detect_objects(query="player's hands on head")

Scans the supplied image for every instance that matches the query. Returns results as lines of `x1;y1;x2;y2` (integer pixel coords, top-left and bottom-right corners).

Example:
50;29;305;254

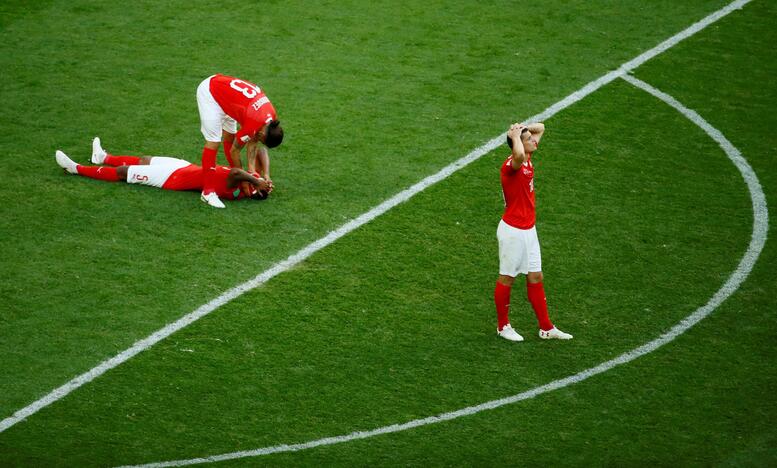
508;122;526;139
251;189;269;200
240;181;256;198
248;173;272;200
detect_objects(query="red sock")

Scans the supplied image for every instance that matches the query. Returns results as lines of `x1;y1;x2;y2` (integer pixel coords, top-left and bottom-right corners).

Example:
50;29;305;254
104;155;141;166
76;165;119;181
201;147;218;194
494;281;511;331
223;140;237;167
527;281;554;331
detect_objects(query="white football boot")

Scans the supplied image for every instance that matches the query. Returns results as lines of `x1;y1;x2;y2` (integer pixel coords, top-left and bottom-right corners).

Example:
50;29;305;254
201;191;226;209
497;324;524;342
91;137;107;164
539;327;573;340
55;150;79;174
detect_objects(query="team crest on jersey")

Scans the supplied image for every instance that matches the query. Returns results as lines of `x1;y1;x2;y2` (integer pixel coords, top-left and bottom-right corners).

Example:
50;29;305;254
522;166;533;176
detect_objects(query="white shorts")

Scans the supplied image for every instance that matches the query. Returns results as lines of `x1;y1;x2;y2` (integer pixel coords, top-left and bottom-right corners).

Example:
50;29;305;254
497;219;542;277
196;75;237;142
126;157;190;188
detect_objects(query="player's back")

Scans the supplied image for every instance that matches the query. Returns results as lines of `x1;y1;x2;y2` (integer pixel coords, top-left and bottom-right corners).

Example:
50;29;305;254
209;74;276;128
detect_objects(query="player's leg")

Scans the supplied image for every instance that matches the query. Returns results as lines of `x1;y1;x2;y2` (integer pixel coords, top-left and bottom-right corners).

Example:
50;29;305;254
91;137;107;164
524;227;553;331
56;150;120;181
526;271;554;332
495;273;514;330
222;128;238;167
104;154;145;166
116;166;129;181
525;229;572;340
196;76;226;208
91;137;145;166
495;220;525;342
199;142;225;207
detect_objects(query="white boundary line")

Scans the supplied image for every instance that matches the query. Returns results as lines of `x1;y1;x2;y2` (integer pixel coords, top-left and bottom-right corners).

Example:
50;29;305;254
0;0;753;436
122;60;769;468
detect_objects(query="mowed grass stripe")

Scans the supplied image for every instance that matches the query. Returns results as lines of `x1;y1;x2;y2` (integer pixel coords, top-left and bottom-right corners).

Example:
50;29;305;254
117;70;769;468
0;0;752;436
0;0;739;418
0;45;759;468
228;3;777;466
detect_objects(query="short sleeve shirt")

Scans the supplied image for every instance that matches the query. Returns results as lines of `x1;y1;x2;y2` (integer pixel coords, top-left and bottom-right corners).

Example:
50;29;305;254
500;152;535;229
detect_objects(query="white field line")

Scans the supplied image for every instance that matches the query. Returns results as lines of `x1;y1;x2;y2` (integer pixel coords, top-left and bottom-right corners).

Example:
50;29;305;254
121;60;770;468
0;0;753;435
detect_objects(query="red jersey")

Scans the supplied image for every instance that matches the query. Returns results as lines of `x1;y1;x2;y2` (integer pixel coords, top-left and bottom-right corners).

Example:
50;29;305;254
209;74;277;145
500;152;535;229
163;165;244;200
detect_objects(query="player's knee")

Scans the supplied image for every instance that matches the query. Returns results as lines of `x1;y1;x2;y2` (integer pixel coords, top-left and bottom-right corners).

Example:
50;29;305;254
497;275;515;286
116;166;129;181
139;157;153;165
527;271;543;283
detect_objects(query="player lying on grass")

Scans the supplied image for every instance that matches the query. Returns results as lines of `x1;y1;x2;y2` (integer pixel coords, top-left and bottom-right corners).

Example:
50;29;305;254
55;137;273;202
494;122;573;342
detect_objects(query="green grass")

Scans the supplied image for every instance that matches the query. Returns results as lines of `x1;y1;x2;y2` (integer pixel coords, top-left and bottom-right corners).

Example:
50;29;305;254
1;0;775;466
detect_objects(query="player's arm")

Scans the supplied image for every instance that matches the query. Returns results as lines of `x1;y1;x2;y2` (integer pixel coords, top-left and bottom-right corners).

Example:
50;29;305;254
227;168;271;192
231;124;259;169
527;122;545;145
256;145;270;181
228;143;243;169
507;123;527;169
242;141;274;194
245;141;269;178
246;141;258;173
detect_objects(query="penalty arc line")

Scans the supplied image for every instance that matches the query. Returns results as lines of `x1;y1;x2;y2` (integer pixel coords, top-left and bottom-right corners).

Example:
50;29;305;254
123;55;770;468
0;0;754;435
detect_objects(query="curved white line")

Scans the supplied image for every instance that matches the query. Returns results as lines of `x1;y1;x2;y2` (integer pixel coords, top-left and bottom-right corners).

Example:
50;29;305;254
0;0;753;436
122;44;769;468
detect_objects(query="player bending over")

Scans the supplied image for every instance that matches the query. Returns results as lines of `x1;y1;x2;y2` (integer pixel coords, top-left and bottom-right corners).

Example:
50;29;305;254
495;122;573;342
197;74;284;209
55;137;272;202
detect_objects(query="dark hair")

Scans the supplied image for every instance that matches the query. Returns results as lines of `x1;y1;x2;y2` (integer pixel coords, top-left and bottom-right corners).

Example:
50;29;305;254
264;120;284;148
506;128;530;150
251;189;269;200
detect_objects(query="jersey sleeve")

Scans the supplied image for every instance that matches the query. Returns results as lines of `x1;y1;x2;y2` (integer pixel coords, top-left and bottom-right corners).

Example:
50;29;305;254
501;157;517;174
236;121;261;145
235;101;277;145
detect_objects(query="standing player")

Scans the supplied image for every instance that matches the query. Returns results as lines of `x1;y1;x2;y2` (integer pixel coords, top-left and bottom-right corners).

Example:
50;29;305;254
494;122;573;342
197;73;284;208
55;138;272;201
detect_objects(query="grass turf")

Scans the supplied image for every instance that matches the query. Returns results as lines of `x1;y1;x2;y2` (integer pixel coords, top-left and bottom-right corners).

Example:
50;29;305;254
1;0;775;466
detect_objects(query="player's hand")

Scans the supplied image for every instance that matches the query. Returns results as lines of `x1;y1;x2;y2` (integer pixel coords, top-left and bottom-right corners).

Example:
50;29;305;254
256;179;272;193
240;181;256;197
249;173;269;193
508;123;526;139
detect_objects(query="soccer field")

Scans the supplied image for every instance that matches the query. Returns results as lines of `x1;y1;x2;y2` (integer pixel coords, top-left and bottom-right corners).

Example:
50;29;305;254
1;0;776;466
